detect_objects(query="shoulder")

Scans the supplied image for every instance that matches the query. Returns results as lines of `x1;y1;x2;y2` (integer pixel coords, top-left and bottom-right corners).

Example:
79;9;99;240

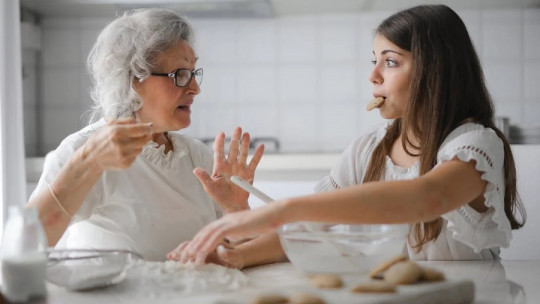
318;122;389;189
346;122;389;154
438;122;504;170
54;119;107;158
441;123;502;148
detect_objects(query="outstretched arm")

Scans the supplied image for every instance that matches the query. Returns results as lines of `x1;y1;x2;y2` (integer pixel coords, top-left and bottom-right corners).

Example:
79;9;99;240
174;158;486;264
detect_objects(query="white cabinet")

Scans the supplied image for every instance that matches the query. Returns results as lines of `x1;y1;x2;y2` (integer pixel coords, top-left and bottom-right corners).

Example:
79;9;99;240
500;145;540;260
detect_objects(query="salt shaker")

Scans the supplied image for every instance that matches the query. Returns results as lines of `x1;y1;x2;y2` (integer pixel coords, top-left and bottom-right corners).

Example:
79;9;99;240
1;206;48;302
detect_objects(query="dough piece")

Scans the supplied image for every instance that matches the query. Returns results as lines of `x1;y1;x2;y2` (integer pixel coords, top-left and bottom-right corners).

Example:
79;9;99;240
289;292;326;304
369;255;409;279
383;261;422;285
366;97;385;111
351;281;397;293
420;267;446;282
309;274;343;289
251;294;289;304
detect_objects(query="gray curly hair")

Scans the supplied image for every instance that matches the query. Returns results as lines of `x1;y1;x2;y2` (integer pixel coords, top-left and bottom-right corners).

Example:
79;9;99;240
87;8;194;121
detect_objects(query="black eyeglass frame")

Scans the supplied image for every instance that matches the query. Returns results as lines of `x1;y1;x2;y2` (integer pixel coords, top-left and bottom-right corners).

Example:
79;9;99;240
150;68;203;88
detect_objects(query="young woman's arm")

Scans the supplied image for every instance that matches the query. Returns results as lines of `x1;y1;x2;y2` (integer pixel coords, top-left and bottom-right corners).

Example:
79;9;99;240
233;232;288;268
172;158;486;264
286;158;487;225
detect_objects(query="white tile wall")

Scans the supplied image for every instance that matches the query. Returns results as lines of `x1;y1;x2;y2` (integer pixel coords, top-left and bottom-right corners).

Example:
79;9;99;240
41;27;80;68
237;66;277;104
22;49;39;156
23;8;540;155
23;104;38;156
236;19;277;63
278;16;319;63
524;10;540;58
524;61;540;100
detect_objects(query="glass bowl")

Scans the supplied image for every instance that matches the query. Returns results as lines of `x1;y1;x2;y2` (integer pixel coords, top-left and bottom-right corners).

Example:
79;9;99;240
278;222;409;274
46;249;141;291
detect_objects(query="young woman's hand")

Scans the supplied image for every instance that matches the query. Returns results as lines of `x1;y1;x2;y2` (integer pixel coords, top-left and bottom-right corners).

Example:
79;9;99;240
168;202;285;265
194;127;264;213
80;118;153;171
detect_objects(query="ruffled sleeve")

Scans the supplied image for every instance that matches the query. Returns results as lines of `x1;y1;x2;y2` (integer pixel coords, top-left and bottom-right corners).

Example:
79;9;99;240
437;123;512;252
315;123;388;192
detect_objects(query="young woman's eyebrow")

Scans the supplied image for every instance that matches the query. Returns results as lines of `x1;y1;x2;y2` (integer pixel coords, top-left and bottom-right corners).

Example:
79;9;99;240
372;50;404;56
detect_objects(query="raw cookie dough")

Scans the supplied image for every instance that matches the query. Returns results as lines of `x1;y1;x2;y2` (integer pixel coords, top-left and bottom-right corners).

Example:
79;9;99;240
369;255;409;279
289;292;326;304
252;294;289;304
383;261;423;285
420;267;446;282
351;281;397;293
309;274;343;289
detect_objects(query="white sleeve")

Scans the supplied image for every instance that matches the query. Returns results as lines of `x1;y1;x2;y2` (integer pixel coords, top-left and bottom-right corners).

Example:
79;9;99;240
437;124;512;252
314;126;383;193
29;127;104;221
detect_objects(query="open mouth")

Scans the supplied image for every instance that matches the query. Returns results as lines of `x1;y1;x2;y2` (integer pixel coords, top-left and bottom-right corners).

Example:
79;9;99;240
177;105;190;110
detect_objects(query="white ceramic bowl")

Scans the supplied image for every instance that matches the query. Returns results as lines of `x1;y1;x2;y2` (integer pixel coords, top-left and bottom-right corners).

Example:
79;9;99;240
279;222;409;274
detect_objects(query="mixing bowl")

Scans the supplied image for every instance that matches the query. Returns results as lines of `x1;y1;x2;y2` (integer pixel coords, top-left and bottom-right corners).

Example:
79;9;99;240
46;249;141;290
279;222;409;274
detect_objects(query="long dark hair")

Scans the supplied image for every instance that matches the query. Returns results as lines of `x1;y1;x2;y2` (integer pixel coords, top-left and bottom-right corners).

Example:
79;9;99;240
362;5;526;251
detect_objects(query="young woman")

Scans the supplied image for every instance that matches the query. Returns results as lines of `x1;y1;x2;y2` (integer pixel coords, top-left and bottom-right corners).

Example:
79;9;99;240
170;4;526;266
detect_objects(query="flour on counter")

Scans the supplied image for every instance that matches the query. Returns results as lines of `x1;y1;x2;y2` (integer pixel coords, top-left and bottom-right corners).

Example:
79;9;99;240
123;260;248;298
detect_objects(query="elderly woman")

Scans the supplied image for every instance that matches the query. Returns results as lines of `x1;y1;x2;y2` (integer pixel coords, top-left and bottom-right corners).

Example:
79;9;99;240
27;8;263;261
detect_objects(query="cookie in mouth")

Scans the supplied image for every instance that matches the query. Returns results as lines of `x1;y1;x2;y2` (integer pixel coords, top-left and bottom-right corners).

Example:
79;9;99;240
366;97;385;111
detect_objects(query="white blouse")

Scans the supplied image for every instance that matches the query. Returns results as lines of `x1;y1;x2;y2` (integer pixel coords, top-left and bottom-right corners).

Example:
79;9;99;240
315;122;511;260
30;119;223;261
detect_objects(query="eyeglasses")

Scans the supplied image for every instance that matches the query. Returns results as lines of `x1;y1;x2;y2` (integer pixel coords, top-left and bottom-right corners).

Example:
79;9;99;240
150;68;203;88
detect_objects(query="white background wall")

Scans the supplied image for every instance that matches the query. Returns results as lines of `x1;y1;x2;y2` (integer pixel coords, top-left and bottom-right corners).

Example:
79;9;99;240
22;8;540;156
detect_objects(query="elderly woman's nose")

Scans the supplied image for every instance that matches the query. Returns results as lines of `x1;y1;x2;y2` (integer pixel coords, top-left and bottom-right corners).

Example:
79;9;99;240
188;77;201;94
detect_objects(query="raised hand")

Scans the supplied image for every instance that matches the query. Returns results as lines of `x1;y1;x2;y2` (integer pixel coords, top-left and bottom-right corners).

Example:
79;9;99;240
194;127;264;213
81;118;153;171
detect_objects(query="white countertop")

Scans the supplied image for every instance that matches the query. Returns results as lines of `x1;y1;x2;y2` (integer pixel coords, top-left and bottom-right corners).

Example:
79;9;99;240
14;260;540;304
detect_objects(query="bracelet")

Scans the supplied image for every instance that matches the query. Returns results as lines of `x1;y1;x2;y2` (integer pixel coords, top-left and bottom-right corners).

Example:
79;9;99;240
47;183;72;218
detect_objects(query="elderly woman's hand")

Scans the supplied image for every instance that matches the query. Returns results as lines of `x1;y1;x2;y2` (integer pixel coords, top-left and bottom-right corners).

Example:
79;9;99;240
168;239;245;269
194;127;264;213
81;118;153;171
168;202;285;265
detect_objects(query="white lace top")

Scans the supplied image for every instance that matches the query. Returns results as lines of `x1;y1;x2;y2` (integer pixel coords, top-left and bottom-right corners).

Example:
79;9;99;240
30;119;223;261
315;122;511;260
